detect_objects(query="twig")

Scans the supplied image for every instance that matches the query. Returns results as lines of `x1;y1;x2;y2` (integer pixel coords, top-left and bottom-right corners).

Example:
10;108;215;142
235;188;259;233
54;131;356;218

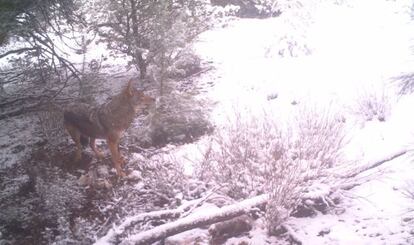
181;186;222;218
0;47;38;59
187;66;214;79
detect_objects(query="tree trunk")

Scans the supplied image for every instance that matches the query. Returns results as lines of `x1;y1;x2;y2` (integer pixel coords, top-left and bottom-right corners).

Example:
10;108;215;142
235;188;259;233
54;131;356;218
137;55;147;79
129;0;147;79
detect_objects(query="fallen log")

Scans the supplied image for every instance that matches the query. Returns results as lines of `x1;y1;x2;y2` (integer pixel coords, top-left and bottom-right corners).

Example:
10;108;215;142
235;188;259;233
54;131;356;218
120;194;269;245
341;149;408;179
94;191;219;245
95;209;182;245
98;149;410;244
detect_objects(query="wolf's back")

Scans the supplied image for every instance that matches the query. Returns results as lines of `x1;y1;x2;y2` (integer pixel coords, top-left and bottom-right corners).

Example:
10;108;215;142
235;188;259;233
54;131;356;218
64;103;93;126
64;103;106;138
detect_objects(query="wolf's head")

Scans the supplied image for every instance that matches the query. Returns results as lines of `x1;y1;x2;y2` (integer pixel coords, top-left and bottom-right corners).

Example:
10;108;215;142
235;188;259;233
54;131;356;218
124;79;155;113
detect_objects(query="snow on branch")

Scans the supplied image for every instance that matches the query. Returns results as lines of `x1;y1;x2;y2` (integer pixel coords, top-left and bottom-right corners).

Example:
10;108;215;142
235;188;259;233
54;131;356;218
343;149;408;179
94;192;220;245
120;194;269;245
329;148;408;180
94;203;193;245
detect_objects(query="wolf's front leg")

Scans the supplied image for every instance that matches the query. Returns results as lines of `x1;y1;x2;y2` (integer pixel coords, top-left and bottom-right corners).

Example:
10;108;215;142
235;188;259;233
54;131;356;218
107;138;126;177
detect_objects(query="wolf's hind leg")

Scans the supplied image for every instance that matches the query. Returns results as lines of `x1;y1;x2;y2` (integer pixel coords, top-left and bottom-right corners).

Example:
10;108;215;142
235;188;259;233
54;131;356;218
89;138;104;159
64;123;82;161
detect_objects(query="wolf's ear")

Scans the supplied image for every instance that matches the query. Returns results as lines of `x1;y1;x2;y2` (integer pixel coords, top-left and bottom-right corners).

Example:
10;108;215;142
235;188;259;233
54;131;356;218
126;79;134;96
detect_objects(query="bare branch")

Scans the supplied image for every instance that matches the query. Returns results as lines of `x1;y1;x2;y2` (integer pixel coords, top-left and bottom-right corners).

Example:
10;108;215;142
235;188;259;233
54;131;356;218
0;47;38;59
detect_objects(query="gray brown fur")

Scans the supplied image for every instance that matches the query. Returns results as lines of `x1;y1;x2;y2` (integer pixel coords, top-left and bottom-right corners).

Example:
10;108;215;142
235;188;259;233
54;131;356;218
63;79;155;176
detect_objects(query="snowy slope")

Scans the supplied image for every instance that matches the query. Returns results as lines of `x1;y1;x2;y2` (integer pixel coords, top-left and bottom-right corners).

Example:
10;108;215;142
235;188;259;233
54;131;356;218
187;0;414;243
195;0;414;122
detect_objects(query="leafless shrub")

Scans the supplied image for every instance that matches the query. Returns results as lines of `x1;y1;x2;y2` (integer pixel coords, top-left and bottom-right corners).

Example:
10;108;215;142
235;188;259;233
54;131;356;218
353;86;391;122
294;105;347;169
403;180;414;209
195;104;347;232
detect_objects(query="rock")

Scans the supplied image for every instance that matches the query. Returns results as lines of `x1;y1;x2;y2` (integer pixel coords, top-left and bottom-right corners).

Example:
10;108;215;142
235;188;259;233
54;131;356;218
209;215;253;243
267;93;278;101
317;228;330;237
334;207;346;215
78;174;92;186
11;144;25;154
97;165;110;177
402;217;413;222
96;179;112;189
127;170;142;180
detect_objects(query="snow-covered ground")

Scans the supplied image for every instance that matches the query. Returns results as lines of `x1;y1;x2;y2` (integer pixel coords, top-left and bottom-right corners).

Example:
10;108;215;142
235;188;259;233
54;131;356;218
179;0;414;243
195;0;413;122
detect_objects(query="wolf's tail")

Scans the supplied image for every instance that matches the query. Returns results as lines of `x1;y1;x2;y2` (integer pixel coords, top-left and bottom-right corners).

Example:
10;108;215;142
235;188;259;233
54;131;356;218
80;135;89;147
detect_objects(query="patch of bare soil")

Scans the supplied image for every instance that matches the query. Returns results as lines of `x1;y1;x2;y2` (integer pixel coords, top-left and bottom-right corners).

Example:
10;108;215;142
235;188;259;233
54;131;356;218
0;126;205;244
0;139;153;244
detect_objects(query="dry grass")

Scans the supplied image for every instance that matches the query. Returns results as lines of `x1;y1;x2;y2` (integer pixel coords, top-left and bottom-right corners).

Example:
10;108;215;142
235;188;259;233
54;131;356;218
353;86;391;122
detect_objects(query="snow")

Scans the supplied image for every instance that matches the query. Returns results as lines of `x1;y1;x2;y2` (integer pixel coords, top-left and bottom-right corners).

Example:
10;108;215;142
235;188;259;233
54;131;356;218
286;153;414;244
194;0;414;127
187;0;414;243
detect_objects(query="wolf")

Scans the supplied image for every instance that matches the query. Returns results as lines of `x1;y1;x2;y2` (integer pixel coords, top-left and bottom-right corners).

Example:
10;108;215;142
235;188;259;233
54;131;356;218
63;79;155;176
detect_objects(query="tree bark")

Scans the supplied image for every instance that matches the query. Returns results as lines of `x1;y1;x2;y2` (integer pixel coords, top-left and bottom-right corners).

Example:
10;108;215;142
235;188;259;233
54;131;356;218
137;54;147;79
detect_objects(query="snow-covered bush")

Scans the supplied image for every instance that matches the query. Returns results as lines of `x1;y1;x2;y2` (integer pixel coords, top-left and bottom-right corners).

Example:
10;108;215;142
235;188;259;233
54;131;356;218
148;92;213;146
166;50;202;79
139;153;190;202
196;110;280;199
207;4;240;20
195;105;347;231
353;86;392;122
210;0;281;18
294;105;346;169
